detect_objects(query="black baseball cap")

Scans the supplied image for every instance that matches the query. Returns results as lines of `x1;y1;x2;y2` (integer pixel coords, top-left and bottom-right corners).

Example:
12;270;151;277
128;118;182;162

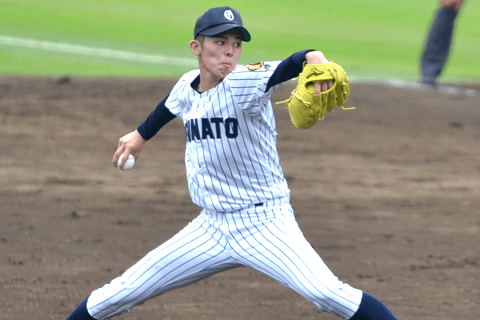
194;6;251;42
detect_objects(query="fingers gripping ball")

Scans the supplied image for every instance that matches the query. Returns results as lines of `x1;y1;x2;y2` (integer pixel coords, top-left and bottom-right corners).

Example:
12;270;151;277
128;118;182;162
276;61;353;129
117;154;135;171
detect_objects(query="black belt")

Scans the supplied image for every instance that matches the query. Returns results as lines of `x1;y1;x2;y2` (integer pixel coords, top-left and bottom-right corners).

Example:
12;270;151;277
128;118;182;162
255;203;263;207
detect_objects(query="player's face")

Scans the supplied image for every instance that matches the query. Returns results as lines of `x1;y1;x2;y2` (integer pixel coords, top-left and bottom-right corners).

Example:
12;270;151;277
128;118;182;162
196;29;243;82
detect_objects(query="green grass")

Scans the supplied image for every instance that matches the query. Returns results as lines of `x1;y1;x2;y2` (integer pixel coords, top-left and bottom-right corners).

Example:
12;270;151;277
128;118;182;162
1;0;479;81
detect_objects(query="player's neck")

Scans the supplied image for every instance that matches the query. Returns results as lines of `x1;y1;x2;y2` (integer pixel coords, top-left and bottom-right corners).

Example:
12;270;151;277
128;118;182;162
197;73;223;92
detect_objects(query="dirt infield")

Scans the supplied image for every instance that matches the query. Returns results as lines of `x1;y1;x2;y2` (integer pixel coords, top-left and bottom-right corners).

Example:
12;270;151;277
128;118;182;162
1;76;479;320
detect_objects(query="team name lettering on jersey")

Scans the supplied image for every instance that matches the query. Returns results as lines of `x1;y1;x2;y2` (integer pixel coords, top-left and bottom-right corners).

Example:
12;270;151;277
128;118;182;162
185;117;239;142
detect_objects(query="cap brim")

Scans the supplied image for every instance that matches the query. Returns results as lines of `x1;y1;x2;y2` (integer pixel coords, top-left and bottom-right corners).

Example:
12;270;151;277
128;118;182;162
199;24;251;42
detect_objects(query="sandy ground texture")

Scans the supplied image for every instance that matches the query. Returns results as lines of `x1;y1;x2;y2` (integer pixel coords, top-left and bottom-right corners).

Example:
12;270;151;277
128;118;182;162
0;76;479;320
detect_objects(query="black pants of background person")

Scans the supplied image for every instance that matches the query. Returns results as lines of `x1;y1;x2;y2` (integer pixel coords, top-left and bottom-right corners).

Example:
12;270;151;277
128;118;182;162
420;6;461;86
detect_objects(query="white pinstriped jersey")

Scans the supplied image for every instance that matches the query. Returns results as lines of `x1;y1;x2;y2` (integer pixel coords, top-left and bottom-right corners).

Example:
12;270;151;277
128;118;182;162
166;61;289;212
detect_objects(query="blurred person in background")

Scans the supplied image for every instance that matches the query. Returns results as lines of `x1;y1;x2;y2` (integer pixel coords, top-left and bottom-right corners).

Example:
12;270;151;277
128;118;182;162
419;0;465;86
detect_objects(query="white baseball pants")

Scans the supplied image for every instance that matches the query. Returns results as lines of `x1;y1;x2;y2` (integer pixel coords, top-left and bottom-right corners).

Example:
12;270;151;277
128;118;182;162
87;199;362;319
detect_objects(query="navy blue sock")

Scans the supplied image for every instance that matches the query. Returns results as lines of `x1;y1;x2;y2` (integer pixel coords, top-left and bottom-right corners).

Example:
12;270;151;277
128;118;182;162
349;292;399;320
65;297;95;320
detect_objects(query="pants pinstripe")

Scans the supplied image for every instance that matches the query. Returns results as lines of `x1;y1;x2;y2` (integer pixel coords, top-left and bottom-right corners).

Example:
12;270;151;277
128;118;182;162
87;200;362;319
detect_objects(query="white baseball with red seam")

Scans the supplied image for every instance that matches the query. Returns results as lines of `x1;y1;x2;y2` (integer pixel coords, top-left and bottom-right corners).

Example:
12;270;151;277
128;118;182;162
117;154;135;171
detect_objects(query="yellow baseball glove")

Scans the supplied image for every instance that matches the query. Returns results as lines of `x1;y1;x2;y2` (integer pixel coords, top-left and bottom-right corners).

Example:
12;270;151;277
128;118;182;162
276;61;353;129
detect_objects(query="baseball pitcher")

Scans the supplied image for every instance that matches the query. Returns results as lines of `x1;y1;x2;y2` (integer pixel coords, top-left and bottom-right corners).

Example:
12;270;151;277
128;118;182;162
65;6;400;320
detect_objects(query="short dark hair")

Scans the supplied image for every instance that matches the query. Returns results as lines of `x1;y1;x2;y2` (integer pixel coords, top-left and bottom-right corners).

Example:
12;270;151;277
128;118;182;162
195;35;206;46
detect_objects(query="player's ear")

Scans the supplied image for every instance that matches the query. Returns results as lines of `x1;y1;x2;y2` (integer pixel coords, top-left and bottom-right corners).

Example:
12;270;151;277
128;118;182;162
190;40;202;56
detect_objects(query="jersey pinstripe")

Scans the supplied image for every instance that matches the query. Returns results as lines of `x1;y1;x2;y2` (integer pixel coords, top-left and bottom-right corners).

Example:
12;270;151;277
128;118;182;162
166;62;289;212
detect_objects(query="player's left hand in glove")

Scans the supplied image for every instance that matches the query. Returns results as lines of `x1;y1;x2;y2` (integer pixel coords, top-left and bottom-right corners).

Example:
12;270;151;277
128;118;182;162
276;61;354;130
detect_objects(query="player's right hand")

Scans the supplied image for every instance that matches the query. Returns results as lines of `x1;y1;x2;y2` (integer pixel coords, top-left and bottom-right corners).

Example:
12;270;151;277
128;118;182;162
113;130;147;168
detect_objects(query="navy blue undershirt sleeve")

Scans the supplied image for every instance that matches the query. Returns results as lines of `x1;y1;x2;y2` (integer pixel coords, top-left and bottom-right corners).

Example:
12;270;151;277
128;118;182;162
137;92;176;141
265;49;315;92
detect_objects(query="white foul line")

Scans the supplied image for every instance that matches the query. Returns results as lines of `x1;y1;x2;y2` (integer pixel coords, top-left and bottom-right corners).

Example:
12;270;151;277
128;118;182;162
3;35;477;98
357;79;478;97
0;35;197;67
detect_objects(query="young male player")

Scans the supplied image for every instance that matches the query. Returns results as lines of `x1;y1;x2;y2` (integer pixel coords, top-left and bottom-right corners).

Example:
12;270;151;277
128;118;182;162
66;6;401;320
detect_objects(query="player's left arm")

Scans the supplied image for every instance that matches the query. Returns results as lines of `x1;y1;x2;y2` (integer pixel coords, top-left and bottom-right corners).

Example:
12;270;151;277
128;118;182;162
265;49;332;93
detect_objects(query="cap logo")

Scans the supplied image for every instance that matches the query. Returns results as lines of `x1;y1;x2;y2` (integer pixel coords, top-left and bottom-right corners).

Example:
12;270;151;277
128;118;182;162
224;9;234;21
